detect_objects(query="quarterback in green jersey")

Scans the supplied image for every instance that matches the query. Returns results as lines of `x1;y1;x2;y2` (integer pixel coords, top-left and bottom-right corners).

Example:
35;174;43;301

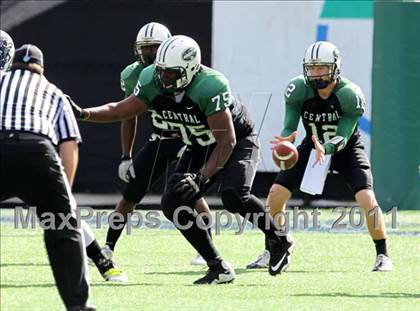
247;41;392;272
71;35;294;284
100;23;210;267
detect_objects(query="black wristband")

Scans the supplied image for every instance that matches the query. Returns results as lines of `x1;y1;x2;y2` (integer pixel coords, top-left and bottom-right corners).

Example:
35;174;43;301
324;135;345;154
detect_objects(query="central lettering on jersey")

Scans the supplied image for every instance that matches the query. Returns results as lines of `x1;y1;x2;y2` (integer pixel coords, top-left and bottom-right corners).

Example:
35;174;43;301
161;110;201;124
149;109;215;146
302;110;340;123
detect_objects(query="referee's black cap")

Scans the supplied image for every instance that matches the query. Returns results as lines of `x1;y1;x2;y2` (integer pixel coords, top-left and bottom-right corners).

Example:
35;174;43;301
13;44;44;67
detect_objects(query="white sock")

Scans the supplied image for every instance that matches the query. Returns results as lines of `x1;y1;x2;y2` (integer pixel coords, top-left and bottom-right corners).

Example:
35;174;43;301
81;220;95;246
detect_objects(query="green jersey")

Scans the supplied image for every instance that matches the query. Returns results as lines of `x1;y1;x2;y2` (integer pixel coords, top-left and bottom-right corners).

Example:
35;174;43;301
282;75;365;154
133;65;254;147
120;61;146;97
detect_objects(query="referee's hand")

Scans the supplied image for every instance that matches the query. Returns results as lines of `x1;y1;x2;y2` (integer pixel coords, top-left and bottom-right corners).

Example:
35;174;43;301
65;95;89;120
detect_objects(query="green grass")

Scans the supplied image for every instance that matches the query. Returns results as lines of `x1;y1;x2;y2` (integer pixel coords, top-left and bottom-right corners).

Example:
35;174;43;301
1;209;420;311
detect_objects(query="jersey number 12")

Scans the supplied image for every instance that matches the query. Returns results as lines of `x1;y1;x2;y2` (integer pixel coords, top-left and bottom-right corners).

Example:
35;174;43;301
308;123;337;143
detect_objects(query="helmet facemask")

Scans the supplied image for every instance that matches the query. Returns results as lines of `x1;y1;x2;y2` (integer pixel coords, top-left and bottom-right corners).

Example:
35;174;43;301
135;43;160;66
155;65;189;93
303;63;338;89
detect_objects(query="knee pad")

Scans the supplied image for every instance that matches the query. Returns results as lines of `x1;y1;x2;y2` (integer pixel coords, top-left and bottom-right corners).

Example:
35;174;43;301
161;191;194;221
161;190;197;229
161;191;177;221
221;189;249;213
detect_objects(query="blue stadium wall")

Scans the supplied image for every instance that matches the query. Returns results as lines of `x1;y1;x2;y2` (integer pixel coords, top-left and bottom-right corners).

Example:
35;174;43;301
3;0;354;202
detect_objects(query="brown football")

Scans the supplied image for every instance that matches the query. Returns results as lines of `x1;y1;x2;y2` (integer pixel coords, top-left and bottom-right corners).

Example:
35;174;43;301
272;141;299;170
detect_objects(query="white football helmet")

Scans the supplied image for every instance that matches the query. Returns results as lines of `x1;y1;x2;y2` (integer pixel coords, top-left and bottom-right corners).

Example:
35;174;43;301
303;41;341;89
0;30;15;73
135;22;171;65
155;35;201;92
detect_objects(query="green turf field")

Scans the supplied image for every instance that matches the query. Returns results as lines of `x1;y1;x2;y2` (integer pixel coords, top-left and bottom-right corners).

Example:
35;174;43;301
1;209;419;311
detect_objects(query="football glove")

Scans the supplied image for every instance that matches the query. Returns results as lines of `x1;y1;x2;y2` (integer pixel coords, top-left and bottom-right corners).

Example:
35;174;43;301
173;173;208;202
118;157;136;183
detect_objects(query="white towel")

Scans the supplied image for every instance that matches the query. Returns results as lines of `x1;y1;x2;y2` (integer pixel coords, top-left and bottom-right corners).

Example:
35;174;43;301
300;149;332;195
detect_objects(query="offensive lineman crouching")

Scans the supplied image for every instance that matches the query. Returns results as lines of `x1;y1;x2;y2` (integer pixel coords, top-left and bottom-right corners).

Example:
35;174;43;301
70;35;294;284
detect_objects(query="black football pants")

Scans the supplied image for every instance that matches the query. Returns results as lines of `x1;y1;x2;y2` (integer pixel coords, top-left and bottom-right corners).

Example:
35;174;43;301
0;133;89;310
161;136;285;264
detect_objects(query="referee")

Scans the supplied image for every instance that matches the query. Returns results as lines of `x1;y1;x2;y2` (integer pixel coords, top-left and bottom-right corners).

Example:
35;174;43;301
0;44;93;311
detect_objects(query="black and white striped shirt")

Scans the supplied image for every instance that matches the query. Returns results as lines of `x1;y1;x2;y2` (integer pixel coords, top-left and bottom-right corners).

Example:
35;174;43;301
0;69;81;145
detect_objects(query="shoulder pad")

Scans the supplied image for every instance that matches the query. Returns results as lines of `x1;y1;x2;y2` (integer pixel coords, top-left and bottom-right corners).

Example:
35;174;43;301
335;78;365;116
138;64;155;86
194;68;229;98
284;75;307;105
120;62;138;80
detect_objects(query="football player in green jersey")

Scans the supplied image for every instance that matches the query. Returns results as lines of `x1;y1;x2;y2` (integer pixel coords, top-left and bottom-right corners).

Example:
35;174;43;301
247;41;392;272
70;35;294;283
101;23;211;266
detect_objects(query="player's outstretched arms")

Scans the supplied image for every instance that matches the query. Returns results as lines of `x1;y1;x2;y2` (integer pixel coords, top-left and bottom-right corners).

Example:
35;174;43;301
270;131;298;148
69;95;148;122
270;102;300;147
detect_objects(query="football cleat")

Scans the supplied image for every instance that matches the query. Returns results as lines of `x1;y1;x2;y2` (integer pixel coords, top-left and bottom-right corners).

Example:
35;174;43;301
101;244;114;260
193;260;235;285
372;254;393;272
246;250;270;269
95;257;127;282
102;267;128;282
190;253;207;266
268;234;295;276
